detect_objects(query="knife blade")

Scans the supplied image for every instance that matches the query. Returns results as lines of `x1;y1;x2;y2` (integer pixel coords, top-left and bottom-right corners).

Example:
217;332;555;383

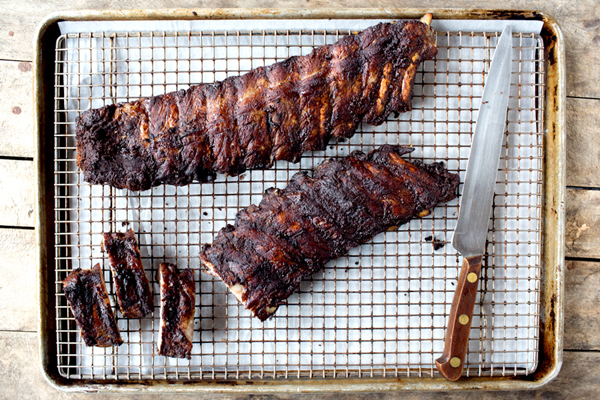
435;25;513;381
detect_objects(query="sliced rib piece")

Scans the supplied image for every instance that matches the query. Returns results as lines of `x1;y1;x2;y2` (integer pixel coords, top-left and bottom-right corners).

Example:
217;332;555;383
62;264;123;347
102;229;154;318
76;19;438;191
200;145;459;321
157;263;195;359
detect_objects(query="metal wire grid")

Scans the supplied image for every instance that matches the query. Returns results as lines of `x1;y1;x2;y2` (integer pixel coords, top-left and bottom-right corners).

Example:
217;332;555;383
52;25;545;381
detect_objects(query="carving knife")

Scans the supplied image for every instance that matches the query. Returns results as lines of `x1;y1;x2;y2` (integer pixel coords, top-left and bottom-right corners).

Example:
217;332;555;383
435;25;513;381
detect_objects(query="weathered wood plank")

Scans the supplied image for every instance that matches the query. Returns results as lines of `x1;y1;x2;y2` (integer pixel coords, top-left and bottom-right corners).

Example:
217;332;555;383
566;98;600;188
565;260;600;351
555;0;600;99
565;189;600;259
0;160;34;227
0;229;36;332
484;351;600;400
3;329;598;400
0;60;33;158
0;332;49;400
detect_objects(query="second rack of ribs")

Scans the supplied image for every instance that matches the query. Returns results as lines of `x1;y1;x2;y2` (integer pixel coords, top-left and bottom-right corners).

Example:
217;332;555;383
201;145;459;321
76;20;437;191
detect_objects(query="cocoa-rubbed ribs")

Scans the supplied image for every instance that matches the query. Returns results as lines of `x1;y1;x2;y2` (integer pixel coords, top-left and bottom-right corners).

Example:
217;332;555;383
102;229;154;318
62;264;123;347
157;263;195;359
200;145;459;321
76;20;437;191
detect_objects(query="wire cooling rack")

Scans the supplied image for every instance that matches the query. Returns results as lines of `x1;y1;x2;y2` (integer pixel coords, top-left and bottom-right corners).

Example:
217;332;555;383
52;23;545;380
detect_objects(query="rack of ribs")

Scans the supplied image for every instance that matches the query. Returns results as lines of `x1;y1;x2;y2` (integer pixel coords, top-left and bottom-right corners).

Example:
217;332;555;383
200;145;459;321
102;229;154;318
75;18;437;191
157;263;195;359
62;264;123;347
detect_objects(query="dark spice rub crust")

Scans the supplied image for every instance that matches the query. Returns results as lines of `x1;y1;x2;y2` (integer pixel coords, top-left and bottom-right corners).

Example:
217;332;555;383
157;263;195;359
75;20;437;191
102;229;154;319
62;264;123;347
200;145;459;321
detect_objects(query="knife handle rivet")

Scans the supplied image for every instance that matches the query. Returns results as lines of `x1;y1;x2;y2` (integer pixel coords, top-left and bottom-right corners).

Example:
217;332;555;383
450;357;461;368
459;314;470;325
467;272;478;283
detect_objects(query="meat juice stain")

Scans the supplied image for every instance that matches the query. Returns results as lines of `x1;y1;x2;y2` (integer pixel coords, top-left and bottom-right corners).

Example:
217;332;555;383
11;106;21;115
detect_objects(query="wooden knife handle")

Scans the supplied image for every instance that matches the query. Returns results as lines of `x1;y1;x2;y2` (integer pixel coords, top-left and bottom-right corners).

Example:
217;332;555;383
435;255;482;381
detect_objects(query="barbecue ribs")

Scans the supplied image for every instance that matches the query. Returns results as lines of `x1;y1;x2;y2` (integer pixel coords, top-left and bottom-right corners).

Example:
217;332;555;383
200;145;459;321
157;263;195;359
102;229;154;318
76;19;437;191
62;264;123;347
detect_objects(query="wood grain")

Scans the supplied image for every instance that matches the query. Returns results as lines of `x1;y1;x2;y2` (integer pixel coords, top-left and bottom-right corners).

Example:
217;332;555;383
0;331;50;400
0;60;33;158
554;0;600;99
0;0;193;61
566;98;600;188
0;159;34;227
565;260;600;351
0;229;36;332
565;189;600;259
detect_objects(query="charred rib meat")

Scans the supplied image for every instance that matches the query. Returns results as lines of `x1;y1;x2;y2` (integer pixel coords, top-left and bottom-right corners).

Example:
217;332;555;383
102;229;154;318
76;20;437;191
157;263;195;359
200;145;459;321
62;264;123;347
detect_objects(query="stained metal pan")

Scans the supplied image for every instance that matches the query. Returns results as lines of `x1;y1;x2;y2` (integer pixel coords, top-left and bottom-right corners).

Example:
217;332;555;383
34;8;565;393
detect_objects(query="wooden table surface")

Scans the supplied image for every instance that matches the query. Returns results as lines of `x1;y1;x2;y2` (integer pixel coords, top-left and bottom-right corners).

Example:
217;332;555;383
1;0;599;398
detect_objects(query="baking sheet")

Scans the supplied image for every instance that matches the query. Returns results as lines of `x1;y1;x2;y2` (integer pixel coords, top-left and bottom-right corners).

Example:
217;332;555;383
54;19;544;379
